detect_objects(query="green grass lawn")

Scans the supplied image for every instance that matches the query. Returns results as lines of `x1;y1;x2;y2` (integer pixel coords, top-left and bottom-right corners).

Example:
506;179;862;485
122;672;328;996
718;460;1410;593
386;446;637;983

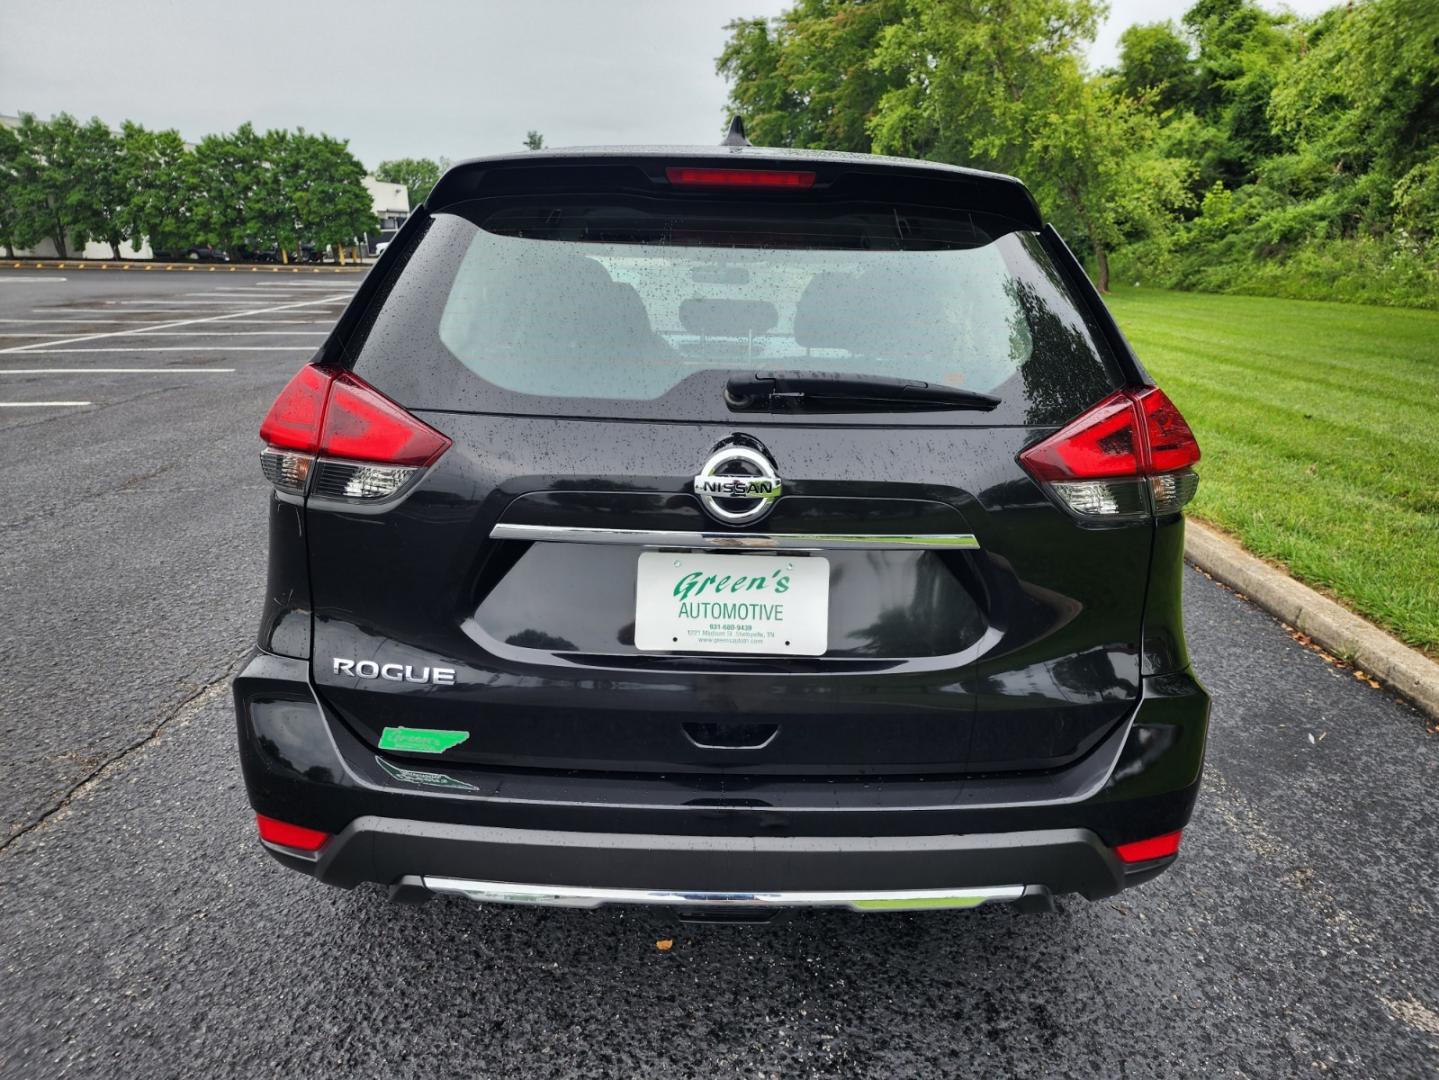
1104;287;1439;657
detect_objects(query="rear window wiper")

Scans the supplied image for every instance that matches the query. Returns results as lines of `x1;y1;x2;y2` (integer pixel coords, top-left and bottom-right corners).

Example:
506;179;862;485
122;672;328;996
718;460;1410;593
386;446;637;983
725;371;1001;413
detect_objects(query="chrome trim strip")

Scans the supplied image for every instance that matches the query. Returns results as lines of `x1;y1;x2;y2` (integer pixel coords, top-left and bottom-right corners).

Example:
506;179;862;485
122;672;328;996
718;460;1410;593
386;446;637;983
421;877;1024;911
489;524;980;551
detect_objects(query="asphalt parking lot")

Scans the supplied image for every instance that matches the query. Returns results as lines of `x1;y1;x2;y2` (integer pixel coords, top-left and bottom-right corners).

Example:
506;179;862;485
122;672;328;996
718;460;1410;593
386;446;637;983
0;268;1435;1078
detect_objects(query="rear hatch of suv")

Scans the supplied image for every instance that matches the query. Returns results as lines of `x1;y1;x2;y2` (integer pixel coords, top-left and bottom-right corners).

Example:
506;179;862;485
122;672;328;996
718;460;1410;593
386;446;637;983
292;151;1164;779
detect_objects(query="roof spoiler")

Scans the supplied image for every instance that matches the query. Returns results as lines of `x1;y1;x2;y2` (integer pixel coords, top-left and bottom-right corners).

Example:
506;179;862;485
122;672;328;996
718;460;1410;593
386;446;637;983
422;151;1043;231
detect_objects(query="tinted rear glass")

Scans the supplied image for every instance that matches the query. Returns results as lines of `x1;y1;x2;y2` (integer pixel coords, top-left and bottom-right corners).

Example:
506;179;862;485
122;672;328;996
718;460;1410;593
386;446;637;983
349;194;1121;426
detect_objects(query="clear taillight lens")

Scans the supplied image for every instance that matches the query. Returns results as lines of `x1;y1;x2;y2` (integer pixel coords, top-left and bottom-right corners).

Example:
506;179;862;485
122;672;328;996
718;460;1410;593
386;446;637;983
258;365;451;502
1019;387;1200;520
310;460;418;500
259;447;314;495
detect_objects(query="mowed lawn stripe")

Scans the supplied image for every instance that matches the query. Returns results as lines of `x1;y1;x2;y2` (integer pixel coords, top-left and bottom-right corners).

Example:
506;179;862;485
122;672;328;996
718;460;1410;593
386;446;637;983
1107;287;1439;655
1140;332;1435;400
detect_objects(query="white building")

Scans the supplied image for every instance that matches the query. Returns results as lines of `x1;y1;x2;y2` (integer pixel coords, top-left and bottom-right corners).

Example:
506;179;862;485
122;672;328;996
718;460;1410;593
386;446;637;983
363;177;410;255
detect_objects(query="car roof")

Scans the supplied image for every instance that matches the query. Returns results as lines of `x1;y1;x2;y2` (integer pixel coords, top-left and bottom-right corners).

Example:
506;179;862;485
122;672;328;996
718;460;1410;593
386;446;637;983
425;144;1043;229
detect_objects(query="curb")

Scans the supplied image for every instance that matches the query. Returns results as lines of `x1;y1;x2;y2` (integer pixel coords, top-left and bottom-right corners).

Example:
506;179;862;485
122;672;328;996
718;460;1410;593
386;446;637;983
1185;519;1439;721
3;260;366;274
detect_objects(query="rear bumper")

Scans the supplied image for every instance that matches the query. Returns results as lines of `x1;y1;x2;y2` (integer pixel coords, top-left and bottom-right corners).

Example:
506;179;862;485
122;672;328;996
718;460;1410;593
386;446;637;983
266;816;1175;908
235;651;1207;906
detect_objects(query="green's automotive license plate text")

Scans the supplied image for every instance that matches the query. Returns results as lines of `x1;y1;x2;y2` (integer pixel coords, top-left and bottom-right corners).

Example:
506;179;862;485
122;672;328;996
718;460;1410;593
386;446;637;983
633;551;829;656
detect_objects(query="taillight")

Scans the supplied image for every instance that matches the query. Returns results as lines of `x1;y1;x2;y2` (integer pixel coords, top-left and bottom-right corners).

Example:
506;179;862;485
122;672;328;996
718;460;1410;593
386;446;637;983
665;166;816;189
259;365;451;502
1136;387;1200;473
258;363;328;453
1114;829;1183;864
1018;387;1200;520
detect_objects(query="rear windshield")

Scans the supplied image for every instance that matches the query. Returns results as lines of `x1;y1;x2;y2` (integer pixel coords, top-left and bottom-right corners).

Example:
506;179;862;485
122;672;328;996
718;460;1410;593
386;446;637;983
349;195;1122;426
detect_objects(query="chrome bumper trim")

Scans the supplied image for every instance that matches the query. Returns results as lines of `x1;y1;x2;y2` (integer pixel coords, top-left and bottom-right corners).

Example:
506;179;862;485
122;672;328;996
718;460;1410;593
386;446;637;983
421;877;1024;911
489;524;980;551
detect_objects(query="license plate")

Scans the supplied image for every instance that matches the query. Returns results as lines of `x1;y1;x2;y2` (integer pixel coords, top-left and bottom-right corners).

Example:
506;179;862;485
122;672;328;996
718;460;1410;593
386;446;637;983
634;552;829;655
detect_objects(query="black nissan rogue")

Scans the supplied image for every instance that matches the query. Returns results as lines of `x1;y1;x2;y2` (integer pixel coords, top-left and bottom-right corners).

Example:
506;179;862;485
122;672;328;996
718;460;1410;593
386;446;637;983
234;132;1210;916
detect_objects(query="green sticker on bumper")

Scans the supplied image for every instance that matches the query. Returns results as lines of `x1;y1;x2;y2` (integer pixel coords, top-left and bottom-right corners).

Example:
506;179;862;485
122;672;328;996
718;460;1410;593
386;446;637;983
378;726;470;754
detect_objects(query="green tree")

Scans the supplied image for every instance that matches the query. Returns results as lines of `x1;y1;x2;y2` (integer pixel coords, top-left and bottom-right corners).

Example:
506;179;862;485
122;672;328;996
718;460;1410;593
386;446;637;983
717;0;906;151
374;156;440;209
523;130;545;151
1269;0;1439;238
117;123;194;256
287;131;377;255
867;0;1191;290
1035;78;1197;290
189;123;267;252
1179;0;1305;188
716;0;1193;291
0;123;24;257
69;118;131;258
1114;22;1194;113
14;113;84;258
717;17;798;145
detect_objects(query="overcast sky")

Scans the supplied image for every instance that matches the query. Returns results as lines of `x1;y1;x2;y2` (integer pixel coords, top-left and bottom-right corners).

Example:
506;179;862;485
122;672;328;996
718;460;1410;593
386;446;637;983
1;0;1336;169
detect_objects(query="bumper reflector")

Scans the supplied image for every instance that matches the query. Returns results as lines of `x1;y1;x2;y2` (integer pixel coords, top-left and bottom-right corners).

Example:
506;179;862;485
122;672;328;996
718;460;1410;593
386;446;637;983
256;813;331;854
1114;829;1182;864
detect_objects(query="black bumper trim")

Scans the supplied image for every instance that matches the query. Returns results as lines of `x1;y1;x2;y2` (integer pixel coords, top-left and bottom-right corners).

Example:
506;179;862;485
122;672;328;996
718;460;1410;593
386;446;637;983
288;816;1133;901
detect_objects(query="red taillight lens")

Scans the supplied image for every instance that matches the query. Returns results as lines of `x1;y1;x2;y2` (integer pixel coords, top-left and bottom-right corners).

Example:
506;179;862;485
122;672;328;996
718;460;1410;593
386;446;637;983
258;364;332;453
1020;388;1201;481
665;166;816;189
1135;387;1201;473
255;813;330;853
1018;391;1142;481
319;372;450;466
1114;829;1183;864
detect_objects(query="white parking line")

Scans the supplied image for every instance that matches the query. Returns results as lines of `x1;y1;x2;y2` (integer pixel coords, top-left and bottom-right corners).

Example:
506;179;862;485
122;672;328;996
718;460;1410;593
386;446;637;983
0;368;236;374
185;294;312;300
0;294;345;354
113;300;346;308
114;330;328;337
0;317;331;325
0;318;175;325
0;330;325;339
16;346;314;353
0;401;91;407
115;300;295;306
188;289;347;296
27;308;256;316
0;276;67;282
